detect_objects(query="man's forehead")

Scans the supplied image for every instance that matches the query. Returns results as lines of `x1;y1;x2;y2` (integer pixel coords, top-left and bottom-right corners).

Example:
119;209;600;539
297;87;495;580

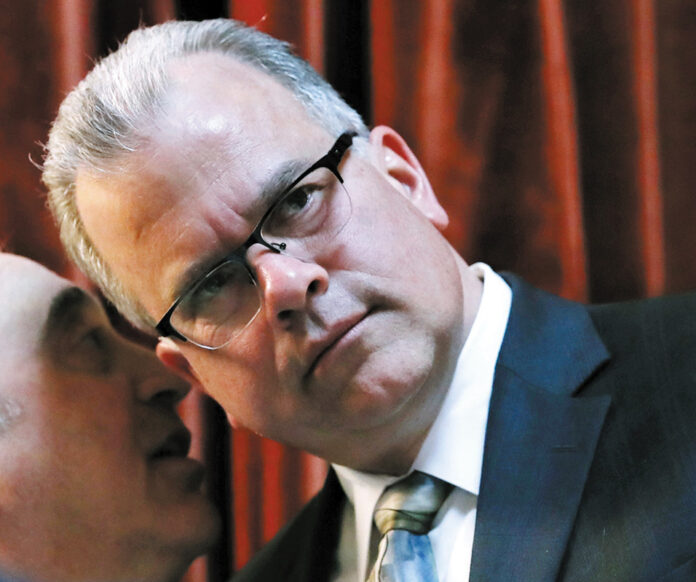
0;254;68;310
166;52;289;107
0;254;82;352
161;52;322;148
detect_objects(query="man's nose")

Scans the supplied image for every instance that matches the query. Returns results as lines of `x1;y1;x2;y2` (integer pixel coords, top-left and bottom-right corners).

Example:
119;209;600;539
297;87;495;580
131;346;191;406
246;244;329;329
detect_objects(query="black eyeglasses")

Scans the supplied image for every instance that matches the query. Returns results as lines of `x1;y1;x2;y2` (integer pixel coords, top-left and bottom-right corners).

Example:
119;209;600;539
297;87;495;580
155;131;357;349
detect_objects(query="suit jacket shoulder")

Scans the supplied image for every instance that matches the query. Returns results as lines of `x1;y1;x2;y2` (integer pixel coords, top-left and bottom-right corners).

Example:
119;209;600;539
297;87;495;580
562;292;696;580
232;469;345;582
587;291;696;385
472;275;696;581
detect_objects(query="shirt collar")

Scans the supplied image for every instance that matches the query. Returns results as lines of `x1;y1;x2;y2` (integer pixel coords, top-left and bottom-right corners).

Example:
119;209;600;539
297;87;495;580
413;262;511;494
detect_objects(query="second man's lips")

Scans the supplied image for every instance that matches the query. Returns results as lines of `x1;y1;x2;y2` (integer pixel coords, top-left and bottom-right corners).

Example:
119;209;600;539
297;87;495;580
148;424;192;460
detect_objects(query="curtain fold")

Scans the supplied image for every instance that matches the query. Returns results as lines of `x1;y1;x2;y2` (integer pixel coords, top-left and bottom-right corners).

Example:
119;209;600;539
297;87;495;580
538;0;587;300
2;1;696;580
631;0;665;296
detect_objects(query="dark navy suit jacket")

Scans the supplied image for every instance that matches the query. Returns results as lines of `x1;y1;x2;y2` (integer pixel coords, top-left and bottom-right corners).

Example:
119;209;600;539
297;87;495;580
233;274;696;581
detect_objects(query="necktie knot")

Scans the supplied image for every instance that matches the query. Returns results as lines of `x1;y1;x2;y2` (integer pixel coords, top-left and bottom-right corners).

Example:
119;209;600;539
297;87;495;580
373;471;453;536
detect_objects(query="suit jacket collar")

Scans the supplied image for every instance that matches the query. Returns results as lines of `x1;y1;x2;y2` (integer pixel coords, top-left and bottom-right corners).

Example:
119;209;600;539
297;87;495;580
469;273;611;581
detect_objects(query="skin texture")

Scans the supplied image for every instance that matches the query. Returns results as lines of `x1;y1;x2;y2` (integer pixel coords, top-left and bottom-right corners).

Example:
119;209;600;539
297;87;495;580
75;53;483;475
0;254;220;582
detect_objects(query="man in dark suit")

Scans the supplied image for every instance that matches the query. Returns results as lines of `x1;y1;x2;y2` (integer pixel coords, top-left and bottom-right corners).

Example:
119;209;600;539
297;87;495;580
42;19;696;581
234;275;696;581
0;252;220;582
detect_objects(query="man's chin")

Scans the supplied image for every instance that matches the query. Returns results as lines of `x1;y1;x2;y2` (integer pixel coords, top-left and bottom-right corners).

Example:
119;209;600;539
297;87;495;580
151;499;222;561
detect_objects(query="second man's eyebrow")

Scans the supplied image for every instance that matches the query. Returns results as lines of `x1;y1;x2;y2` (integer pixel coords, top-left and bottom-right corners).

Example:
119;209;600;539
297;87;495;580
40;286;92;347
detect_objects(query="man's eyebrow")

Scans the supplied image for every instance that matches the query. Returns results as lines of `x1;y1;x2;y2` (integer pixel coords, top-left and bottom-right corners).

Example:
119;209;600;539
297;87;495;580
257;158;312;206
40;286;91;346
170;157;312;303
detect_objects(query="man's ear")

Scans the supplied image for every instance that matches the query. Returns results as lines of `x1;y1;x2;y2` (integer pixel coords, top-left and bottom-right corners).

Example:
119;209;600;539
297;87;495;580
156;337;201;387
156;338;243;429
368;125;449;230
225;411;242;430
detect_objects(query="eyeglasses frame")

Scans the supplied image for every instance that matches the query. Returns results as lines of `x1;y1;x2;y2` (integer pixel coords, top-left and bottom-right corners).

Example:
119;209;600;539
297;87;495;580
155;131;358;346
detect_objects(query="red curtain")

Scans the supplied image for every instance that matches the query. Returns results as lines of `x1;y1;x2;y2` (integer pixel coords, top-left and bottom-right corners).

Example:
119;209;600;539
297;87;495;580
2;1;696;580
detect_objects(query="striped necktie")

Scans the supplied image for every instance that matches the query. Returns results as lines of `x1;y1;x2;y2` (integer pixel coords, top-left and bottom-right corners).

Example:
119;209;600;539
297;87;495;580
366;471;453;582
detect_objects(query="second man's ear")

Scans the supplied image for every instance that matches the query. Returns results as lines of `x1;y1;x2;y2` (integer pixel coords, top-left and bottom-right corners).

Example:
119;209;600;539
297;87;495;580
368;125;449;231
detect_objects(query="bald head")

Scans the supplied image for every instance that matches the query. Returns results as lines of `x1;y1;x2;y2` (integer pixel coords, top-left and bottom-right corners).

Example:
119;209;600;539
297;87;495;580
0;254;66;436
0;253;70;354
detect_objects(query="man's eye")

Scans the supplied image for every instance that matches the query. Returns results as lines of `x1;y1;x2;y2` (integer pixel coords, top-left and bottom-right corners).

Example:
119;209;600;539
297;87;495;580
79;328;104;350
278;186;316;215
267;183;324;230
196;268;239;300
66;328;111;374
198;272;228;297
183;263;248;319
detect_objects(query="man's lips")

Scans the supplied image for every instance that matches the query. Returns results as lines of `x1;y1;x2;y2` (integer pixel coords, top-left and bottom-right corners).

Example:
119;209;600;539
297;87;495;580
148;425;192;461
303;311;370;378
148;424;206;491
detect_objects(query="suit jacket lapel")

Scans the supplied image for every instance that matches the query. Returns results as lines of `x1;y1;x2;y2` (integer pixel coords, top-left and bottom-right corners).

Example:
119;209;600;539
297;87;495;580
469;275;611;581
285;469;345;582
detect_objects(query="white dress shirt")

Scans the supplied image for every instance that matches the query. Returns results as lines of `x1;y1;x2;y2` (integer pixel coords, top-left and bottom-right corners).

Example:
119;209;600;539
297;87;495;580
331;263;512;581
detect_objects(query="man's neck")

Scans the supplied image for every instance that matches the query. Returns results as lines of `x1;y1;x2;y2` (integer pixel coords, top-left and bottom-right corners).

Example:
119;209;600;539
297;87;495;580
343;258;485;475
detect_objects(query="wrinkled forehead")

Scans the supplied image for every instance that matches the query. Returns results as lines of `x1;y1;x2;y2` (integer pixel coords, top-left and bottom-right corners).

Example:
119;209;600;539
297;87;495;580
0;254;71;358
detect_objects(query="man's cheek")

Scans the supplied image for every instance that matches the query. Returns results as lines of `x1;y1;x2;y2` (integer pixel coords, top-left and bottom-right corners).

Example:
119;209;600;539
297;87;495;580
194;356;265;413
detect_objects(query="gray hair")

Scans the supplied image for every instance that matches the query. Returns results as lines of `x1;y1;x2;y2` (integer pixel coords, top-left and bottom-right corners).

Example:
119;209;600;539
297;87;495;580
42;18;368;331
